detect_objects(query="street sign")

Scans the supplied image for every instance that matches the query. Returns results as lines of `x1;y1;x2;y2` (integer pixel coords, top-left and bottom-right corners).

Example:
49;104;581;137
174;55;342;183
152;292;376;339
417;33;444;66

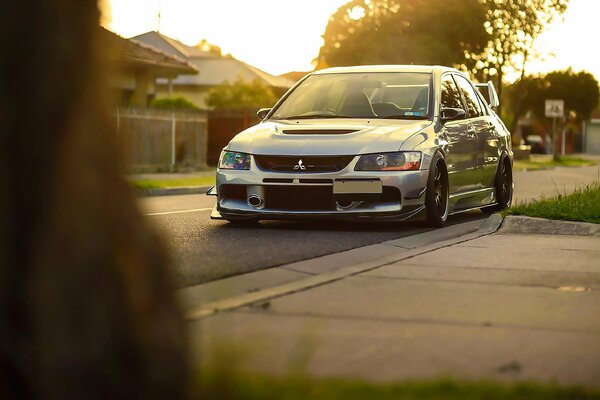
545;99;564;118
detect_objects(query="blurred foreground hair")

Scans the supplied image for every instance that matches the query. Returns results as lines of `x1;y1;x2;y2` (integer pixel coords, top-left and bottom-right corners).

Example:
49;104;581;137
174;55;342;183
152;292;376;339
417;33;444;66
0;1;188;398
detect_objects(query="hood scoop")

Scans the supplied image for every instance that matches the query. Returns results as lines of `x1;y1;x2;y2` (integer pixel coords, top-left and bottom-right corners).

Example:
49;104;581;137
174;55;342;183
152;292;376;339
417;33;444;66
281;129;358;135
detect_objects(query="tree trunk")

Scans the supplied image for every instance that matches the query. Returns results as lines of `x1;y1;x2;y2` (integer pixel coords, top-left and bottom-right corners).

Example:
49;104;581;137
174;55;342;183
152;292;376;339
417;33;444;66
0;1;188;399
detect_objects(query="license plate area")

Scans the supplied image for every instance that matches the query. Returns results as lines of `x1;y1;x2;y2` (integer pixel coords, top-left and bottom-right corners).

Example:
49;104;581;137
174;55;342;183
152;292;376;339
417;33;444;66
333;179;382;194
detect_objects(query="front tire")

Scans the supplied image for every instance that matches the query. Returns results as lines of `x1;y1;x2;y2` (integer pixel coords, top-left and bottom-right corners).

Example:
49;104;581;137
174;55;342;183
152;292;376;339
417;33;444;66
425;154;449;227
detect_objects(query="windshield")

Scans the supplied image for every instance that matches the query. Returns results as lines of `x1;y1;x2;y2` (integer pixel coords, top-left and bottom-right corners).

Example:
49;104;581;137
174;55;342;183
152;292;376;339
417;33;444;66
271;72;431;120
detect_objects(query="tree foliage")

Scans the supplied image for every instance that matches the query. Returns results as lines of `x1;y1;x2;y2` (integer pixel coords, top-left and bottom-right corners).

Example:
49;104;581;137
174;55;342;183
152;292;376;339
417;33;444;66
317;0;570;112
206;77;278;109
316;0;488;72
508;69;599;128
475;0;569;102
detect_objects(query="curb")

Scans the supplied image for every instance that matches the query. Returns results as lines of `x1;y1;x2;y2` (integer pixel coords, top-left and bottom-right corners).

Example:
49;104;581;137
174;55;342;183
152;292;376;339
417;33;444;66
500;215;600;236
184;213;504;320
136;186;211;197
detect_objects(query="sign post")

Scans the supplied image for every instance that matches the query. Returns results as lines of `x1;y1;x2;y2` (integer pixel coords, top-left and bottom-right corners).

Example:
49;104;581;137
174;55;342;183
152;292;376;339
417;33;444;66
545;99;564;161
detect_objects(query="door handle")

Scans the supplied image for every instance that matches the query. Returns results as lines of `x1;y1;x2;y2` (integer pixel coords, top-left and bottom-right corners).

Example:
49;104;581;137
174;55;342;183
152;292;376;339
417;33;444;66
467;127;476;136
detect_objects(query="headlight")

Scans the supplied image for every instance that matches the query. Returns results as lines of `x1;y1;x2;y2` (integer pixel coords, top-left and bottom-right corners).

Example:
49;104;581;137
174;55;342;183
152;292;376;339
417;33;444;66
218;151;251;170
355;151;421;171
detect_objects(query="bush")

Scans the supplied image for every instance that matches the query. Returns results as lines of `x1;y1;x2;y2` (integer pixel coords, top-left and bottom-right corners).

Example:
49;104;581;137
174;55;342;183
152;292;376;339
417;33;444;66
150;96;199;110
206;77;278;109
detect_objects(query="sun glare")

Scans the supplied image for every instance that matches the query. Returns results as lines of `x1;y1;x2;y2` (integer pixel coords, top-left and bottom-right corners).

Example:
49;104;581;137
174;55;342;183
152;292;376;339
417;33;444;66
104;0;600;80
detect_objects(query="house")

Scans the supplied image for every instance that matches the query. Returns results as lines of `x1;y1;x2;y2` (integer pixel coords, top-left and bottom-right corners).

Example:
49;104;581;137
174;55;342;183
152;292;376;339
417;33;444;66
132;31;294;108
101;28;198;107
584;109;600;154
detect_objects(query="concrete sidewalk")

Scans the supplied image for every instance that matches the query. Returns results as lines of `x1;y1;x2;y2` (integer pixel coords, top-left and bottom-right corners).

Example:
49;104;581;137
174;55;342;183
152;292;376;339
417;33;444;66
187;216;600;388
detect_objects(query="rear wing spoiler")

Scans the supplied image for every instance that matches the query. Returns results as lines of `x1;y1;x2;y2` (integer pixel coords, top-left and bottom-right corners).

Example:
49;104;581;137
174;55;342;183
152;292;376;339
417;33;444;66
475;81;499;110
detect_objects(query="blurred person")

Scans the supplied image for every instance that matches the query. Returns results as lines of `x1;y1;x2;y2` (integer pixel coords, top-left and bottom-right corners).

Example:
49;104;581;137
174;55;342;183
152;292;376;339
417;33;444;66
0;1;188;398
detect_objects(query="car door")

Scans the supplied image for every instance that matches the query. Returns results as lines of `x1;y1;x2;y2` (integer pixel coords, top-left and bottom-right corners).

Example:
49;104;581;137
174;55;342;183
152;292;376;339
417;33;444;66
453;74;493;190
439;73;479;194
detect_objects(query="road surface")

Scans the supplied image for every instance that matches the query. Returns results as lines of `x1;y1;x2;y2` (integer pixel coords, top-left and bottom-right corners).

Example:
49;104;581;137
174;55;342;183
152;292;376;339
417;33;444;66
140;165;599;288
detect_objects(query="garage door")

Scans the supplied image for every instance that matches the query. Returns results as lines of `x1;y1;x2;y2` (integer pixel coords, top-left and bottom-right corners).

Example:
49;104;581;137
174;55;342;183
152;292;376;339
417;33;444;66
586;123;600;154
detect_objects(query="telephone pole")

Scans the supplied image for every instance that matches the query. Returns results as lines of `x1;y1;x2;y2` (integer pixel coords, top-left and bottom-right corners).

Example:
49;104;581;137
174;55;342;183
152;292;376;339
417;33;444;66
157;0;162;32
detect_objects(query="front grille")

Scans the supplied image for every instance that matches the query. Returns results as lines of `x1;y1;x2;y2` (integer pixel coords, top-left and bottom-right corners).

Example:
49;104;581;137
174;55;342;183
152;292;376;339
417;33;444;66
254;155;354;173
265;186;335;211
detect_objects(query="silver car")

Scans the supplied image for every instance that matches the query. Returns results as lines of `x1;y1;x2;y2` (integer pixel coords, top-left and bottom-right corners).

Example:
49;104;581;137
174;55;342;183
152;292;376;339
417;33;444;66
208;65;513;227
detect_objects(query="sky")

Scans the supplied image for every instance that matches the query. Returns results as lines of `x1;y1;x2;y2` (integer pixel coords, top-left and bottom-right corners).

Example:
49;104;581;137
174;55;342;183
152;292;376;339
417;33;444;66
104;0;599;80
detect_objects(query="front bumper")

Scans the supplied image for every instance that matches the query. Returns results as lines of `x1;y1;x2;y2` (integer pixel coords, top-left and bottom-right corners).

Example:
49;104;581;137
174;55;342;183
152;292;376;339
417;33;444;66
212;157;429;222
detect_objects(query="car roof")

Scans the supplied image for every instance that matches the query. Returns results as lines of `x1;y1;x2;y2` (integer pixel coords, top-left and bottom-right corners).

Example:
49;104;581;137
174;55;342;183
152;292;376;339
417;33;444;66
312;65;458;75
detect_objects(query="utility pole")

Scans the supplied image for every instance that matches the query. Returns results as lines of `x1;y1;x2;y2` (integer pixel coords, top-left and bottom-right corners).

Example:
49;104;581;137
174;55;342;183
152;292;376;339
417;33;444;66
157;0;162;33
545;99;564;161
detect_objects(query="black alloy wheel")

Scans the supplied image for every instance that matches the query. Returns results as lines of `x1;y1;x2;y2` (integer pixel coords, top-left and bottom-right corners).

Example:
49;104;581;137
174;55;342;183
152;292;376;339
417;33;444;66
425;154;449;227
483;157;513;213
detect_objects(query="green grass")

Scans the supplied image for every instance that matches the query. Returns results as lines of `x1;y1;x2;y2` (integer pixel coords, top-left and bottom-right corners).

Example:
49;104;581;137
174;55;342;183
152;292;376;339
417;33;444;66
197;373;600;400
505;182;600;224
513;157;596;172
131;176;215;189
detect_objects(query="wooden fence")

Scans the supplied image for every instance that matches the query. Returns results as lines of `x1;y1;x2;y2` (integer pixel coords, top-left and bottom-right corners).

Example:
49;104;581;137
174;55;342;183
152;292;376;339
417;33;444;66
207;108;260;165
116;108;208;170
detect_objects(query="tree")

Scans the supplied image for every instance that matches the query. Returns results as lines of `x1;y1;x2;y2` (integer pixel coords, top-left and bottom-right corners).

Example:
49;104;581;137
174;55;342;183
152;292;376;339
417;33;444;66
507;69;598;155
315;0;489;73
195;39;222;56
0;1;187;398
206;77;278;109
476;0;569;109
509;69;599;123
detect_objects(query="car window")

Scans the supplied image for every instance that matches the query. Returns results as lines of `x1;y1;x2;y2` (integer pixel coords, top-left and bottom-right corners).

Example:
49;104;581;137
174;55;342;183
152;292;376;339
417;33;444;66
271;72;431;120
441;74;464;111
454;75;484;118
474;87;489;115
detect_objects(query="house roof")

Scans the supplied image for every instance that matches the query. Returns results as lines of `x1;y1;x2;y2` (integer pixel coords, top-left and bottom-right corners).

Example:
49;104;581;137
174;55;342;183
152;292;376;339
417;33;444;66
279;71;311;82
101;28;198;76
132;31;218;60
132;31;294;89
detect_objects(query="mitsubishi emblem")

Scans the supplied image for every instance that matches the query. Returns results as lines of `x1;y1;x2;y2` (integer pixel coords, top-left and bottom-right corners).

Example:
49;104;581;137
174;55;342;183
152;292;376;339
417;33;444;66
293;159;306;171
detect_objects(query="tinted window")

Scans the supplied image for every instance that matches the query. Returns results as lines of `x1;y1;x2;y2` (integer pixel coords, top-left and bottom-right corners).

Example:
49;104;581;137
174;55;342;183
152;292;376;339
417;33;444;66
272;72;431;120
441;74;463;110
454;75;484;118
474;90;489;115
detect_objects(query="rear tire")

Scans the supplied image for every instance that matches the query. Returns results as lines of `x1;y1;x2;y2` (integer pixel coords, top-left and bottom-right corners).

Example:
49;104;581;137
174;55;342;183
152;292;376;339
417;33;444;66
483;156;513;213
425;154;449;228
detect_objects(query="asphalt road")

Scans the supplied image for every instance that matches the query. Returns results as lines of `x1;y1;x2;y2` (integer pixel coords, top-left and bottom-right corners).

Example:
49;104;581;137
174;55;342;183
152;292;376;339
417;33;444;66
140;164;600;288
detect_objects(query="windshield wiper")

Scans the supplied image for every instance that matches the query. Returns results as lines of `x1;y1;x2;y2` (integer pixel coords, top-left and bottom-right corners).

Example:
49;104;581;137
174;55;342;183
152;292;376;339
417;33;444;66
382;114;429;120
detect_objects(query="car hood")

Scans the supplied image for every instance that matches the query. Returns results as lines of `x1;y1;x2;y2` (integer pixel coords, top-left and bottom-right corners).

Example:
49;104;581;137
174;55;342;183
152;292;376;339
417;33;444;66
226;119;432;156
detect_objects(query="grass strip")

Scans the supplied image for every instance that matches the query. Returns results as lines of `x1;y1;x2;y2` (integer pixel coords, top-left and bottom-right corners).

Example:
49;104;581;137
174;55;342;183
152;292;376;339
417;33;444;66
513;157;596;172
505;182;600;224
198;373;600;400
131;176;215;189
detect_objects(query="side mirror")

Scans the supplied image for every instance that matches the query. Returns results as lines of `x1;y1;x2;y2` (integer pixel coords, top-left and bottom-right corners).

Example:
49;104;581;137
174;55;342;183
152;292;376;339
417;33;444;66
257;108;272;120
440;107;466;122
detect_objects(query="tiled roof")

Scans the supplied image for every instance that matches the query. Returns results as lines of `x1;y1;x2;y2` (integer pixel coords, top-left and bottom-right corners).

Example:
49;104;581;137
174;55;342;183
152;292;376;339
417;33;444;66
132;31;219;59
102;28;198;75
133;31;293;89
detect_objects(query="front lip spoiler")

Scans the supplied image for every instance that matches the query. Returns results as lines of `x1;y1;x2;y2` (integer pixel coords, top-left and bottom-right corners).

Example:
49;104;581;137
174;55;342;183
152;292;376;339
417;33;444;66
206;186;217;196
211;204;425;222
